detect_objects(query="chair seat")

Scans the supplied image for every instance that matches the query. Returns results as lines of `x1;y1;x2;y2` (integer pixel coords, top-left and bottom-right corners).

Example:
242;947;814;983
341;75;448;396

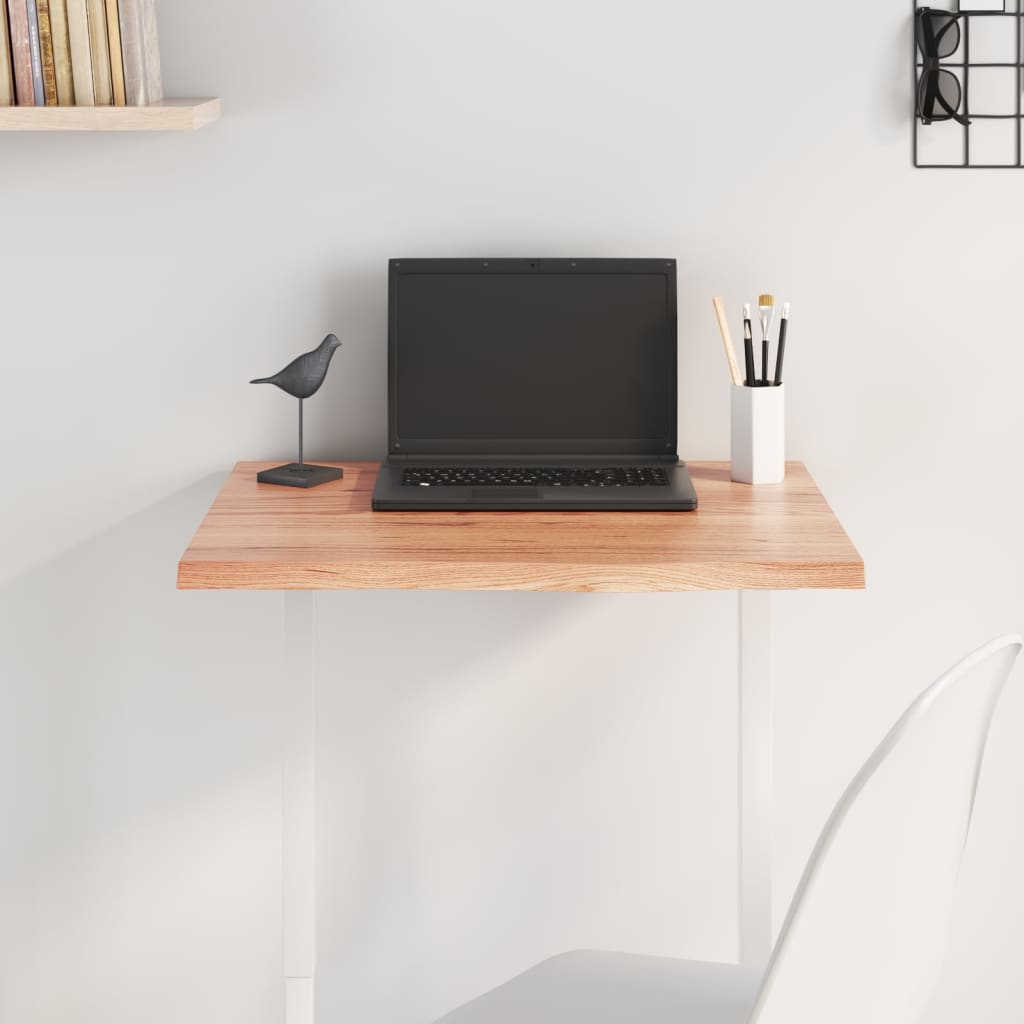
434;950;764;1024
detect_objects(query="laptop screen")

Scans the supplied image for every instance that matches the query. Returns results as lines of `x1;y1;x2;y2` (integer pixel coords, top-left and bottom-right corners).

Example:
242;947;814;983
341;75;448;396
389;259;677;457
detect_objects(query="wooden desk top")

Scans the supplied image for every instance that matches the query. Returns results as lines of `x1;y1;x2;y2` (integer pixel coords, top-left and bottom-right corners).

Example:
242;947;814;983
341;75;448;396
177;462;863;593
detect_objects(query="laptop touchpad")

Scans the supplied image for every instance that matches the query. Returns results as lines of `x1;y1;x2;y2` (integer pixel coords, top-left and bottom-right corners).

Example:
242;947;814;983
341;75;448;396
471;488;542;499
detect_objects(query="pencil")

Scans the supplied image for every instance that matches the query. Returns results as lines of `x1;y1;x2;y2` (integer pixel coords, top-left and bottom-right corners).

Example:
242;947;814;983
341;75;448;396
773;303;790;386
712;296;743;387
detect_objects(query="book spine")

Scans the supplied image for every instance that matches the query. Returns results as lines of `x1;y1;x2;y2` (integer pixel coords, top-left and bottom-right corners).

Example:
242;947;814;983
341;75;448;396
47;0;73;103
64;0;92;103
26;0;45;105
0;2;15;105
116;0;143;104
84;0;110;104
139;0;160;103
7;0;33;104
104;0;124;105
120;0;159;105
36;0;57;104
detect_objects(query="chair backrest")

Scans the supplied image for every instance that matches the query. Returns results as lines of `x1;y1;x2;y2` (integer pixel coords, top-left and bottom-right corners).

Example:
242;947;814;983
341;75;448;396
748;635;1022;1024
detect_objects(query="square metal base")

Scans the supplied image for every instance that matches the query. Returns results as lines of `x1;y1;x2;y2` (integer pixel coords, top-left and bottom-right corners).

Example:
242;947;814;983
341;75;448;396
256;463;344;489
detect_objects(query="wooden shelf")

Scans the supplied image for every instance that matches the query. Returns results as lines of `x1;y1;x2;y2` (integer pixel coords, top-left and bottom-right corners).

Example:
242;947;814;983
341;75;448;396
178;461;866;593
0;98;221;132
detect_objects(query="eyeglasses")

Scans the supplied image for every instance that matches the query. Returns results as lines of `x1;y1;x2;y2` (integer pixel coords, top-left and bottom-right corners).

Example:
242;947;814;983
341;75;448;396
916;7;971;127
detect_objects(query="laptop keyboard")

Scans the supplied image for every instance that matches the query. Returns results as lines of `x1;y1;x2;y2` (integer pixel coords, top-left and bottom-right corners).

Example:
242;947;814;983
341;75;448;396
401;466;670;488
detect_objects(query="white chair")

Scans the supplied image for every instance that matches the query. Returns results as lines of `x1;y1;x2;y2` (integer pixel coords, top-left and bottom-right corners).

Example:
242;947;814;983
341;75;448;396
434;635;1022;1024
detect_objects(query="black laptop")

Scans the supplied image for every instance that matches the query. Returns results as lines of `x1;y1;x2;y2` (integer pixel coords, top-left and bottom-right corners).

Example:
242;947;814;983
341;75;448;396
371;258;697;511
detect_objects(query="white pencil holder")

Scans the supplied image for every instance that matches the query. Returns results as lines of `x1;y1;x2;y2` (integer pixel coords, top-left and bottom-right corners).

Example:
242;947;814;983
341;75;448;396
731;384;785;485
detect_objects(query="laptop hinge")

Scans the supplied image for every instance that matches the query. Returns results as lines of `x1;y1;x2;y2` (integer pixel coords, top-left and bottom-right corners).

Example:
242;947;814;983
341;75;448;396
388;453;681;465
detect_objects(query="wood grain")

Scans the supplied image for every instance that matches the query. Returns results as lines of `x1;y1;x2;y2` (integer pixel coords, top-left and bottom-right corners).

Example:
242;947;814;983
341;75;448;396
178;462;865;593
0;97;221;130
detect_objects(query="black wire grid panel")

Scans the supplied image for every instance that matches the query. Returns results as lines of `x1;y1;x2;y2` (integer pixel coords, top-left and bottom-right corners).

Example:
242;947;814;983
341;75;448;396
914;0;1024;168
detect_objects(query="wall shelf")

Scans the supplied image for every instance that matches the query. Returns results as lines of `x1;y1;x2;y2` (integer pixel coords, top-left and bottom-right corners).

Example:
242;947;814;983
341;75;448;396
0;98;221;132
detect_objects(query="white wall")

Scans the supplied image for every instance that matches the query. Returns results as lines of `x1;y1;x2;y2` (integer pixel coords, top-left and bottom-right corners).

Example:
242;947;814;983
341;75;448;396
2;1;1023;1021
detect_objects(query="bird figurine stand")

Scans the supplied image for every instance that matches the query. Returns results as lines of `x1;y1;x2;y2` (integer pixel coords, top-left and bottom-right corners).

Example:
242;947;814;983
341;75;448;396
251;334;345;488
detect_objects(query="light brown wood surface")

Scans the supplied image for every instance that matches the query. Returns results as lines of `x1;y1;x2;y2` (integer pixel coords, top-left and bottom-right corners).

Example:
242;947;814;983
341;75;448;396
0;97;220;131
178;462;864;593
712;296;743;387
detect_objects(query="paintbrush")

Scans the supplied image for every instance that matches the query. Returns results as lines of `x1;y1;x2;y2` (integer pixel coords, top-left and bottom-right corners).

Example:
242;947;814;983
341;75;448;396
758;294;775;385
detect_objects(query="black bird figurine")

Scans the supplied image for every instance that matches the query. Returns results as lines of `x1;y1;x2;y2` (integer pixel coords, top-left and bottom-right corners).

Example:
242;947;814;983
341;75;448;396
250;334;345;489
250;333;342;399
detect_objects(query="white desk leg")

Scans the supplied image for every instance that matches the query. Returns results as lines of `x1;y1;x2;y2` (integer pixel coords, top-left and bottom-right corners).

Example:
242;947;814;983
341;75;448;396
283;592;316;1024
738;590;773;970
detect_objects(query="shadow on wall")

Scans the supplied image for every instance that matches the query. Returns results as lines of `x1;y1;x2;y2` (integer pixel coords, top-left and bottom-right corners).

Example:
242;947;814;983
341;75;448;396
0;476;283;1024
318;267;391;461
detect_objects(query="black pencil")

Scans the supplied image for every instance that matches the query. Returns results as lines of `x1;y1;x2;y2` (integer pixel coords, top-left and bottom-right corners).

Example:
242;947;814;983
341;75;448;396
773;303;790;386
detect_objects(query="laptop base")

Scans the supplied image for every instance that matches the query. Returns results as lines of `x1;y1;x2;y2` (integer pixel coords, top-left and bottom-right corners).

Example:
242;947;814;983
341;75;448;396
371;462;697;511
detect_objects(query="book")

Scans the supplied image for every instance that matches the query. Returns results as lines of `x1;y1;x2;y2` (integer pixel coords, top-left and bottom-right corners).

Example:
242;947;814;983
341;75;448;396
65;0;93;104
118;0;161;106
48;0;74;103
26;0;45;105
36;0;58;104
85;0;111;104
104;0;124;105
0;2;15;105
7;0;35;105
